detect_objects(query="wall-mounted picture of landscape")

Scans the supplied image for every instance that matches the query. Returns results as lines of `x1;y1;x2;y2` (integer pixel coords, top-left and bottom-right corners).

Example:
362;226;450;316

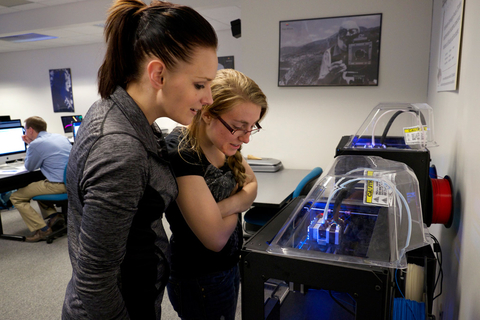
278;13;382;87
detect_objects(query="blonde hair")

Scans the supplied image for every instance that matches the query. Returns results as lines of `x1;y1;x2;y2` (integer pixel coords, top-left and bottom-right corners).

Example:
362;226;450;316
183;69;268;189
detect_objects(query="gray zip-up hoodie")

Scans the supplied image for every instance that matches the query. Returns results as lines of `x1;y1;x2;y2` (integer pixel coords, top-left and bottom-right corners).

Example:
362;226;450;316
62;86;177;320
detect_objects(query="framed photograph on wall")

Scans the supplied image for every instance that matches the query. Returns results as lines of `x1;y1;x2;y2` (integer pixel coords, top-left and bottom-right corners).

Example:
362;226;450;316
218;56;235;70
49;68;74;112
278;13;382;87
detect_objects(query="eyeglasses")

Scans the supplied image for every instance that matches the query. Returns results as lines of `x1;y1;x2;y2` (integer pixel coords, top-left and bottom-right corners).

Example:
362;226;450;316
217;116;262;136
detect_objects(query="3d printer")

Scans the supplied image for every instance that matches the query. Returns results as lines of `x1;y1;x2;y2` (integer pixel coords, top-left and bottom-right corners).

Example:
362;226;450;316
335;102;453;227
241;103;446;319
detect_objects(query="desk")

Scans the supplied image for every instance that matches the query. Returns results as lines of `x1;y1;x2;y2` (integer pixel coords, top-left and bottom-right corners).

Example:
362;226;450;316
253;169;311;208
0;163;45;241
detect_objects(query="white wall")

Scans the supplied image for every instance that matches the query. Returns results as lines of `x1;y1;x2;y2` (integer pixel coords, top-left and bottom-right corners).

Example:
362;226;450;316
240;0;433;172
0;0;432;171
427;0;480;319
0;43;104;134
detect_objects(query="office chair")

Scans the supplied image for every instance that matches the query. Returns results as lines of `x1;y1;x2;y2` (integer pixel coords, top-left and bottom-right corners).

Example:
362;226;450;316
243;167;323;238
32;165;68;244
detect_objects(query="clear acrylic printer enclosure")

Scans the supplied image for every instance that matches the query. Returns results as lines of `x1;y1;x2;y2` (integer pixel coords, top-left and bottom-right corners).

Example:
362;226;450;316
267;155;431;269
343;103;438;150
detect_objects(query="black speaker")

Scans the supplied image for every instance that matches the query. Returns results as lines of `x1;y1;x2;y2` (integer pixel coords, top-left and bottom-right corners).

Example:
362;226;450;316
230;19;241;38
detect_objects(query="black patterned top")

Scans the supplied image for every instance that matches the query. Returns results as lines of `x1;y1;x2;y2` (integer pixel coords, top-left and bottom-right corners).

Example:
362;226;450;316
165;127;242;277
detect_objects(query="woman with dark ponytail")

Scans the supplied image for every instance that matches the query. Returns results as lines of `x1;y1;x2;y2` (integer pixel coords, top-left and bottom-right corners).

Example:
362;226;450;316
62;1;218;319
165;68;268;320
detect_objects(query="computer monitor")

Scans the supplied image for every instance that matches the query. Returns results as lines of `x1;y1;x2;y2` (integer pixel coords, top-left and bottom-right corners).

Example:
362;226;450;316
0;115;11;121
72;121;81;141
61;115;83;134
0;126;27;164
0;119;22;129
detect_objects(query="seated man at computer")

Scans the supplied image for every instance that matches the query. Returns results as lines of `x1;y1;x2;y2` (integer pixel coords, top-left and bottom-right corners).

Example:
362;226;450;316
10;116;72;242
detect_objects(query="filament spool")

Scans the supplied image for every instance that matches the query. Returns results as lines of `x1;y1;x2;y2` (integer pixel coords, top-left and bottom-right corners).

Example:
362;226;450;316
430;175;453;228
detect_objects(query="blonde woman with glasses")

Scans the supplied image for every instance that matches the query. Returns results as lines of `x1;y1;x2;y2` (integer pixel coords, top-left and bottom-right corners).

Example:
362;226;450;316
165;68;268;320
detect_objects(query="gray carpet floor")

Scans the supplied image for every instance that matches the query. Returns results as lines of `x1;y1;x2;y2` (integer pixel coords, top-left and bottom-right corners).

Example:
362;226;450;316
0;205;241;320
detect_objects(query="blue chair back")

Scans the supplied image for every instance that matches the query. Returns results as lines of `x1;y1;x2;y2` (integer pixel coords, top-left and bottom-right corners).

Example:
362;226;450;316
292;167;323;198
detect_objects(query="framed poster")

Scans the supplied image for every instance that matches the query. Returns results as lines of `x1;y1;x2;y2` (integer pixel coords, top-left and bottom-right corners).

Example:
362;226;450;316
218;56;235;70
436;0;464;92
49;68;74;112
278;13;382;87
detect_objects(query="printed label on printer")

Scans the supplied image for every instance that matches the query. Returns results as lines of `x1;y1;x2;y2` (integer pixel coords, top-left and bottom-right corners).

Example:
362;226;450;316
363;170;394;207
403;125;428;145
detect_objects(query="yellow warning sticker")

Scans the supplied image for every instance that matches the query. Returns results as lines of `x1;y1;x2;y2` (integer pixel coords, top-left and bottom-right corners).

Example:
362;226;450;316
366;180;374;204
403;125;428;145
363;170;394;207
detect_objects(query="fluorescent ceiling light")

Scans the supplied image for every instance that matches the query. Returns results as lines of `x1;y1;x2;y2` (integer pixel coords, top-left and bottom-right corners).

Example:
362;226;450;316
0;33;58;43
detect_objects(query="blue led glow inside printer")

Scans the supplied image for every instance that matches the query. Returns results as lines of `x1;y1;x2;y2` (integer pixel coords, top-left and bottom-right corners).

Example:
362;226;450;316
267;155;432;269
